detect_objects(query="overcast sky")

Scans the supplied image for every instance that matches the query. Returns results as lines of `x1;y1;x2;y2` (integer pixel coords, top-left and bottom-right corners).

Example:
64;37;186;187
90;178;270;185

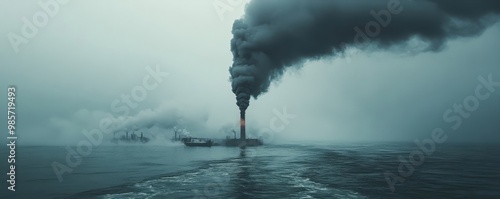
1;0;499;145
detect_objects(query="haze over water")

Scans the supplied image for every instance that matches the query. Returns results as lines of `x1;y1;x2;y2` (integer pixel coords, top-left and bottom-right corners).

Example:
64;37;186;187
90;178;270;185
1;142;499;199
1;1;500;198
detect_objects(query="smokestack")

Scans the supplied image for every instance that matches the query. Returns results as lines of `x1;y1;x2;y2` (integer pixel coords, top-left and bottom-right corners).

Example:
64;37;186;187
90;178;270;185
240;110;246;140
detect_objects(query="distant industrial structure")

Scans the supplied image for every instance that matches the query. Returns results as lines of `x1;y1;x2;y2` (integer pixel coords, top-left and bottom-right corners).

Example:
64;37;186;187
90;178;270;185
111;131;150;144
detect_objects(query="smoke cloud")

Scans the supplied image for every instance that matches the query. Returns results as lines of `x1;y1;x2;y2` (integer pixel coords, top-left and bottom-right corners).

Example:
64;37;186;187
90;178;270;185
110;104;210;140
229;0;500;110
44;103;210;145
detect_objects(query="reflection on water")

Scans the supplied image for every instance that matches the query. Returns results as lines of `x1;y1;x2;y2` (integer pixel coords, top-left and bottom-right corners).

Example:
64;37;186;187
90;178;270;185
232;148;254;199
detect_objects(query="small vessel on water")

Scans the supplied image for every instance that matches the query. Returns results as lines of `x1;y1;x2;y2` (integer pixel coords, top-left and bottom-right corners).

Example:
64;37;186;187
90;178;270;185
183;138;213;147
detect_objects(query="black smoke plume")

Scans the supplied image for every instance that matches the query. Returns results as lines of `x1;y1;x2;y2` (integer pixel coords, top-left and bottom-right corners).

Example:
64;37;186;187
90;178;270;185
229;0;500;110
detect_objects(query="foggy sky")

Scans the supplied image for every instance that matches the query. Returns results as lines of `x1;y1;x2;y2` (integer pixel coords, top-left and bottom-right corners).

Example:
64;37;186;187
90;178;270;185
0;0;499;145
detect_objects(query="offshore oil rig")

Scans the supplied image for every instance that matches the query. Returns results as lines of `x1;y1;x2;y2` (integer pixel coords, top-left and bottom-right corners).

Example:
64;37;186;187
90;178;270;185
182;110;263;147
222;110;263;147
